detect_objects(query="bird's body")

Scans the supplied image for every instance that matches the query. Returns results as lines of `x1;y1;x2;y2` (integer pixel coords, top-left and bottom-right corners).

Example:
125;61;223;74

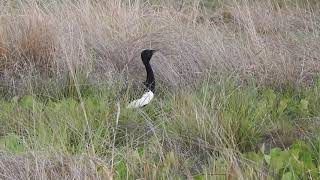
127;49;158;109
127;90;154;108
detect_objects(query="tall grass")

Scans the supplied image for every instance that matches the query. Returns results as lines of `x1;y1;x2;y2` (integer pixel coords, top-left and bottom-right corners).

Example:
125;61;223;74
1;0;320;179
1;76;320;178
0;0;319;96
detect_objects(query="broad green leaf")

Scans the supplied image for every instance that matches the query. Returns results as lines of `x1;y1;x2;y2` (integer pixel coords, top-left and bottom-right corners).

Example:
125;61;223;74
269;148;289;174
281;172;294;180
270;148;282;157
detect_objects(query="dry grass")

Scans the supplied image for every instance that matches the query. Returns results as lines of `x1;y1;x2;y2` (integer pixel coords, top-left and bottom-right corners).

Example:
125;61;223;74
0;151;111;180
0;0;318;94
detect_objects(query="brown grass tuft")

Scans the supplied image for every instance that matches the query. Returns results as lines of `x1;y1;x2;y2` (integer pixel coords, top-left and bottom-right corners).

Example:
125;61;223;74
17;10;56;76
0;0;319;92
0;152;112;180
0;27;11;73
0;8;56;77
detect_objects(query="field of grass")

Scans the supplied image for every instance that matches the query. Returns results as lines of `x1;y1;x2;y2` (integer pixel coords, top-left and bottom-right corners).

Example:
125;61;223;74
1;0;320;179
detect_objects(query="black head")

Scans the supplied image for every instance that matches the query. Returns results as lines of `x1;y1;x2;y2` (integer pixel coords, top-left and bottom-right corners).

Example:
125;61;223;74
141;49;158;64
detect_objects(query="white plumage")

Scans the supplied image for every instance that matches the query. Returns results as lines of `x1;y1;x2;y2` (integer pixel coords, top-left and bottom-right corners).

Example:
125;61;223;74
127;90;154;108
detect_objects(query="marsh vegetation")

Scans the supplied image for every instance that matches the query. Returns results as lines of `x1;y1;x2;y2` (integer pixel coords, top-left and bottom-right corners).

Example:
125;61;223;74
0;0;320;179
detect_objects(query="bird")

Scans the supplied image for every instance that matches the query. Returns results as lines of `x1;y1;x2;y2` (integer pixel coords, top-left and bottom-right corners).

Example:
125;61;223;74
127;49;158;108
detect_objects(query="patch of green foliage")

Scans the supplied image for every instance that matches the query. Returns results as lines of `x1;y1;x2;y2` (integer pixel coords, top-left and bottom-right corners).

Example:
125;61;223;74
0;77;320;178
243;140;320;179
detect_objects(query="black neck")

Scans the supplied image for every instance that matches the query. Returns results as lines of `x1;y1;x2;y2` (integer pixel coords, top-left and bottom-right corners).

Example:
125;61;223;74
144;62;155;92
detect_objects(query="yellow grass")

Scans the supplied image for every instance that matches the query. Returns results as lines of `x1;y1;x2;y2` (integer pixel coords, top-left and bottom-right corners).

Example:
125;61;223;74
0;0;318;88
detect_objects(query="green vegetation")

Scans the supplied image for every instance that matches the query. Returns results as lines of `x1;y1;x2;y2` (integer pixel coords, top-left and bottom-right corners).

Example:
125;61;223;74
1;77;320;179
244;141;320;179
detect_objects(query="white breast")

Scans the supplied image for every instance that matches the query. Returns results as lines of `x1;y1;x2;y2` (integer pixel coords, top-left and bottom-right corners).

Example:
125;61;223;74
127;90;154;108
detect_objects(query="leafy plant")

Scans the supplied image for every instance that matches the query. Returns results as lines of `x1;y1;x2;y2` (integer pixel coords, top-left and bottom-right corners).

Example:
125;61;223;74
244;141;320;179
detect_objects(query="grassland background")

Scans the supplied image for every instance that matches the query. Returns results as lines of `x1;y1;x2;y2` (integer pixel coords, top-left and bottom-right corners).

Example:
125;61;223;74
0;0;320;179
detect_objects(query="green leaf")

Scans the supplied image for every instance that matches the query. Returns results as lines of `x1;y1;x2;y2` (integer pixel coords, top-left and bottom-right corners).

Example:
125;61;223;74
281;172;294;180
270;148;282;156
269;148;289;174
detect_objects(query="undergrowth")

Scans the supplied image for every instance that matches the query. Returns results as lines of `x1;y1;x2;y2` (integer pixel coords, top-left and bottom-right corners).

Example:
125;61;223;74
1;76;320;179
